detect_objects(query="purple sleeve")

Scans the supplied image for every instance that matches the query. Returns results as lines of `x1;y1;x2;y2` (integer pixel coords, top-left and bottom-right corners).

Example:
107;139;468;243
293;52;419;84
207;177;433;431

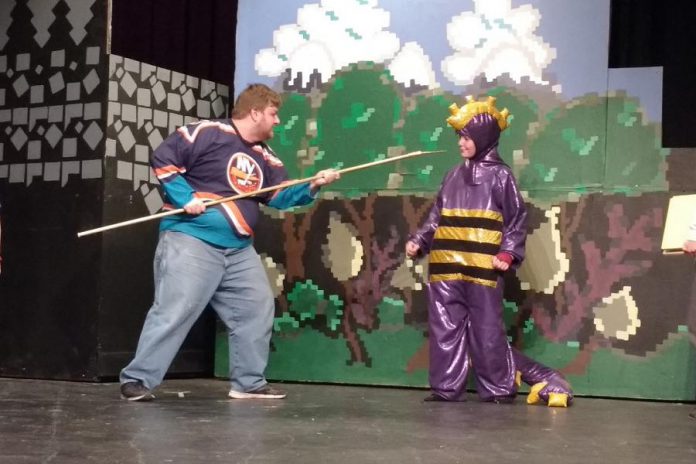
498;171;527;266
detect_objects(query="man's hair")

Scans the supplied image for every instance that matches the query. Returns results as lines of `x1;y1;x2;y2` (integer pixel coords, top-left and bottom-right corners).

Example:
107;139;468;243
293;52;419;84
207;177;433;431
231;84;282;118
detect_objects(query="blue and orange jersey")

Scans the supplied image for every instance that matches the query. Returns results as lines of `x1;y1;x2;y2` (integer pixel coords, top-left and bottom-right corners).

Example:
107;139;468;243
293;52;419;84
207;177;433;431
152;119;315;248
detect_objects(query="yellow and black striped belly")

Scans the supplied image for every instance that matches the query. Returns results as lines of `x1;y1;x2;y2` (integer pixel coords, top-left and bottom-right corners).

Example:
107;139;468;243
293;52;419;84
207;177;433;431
429;209;503;287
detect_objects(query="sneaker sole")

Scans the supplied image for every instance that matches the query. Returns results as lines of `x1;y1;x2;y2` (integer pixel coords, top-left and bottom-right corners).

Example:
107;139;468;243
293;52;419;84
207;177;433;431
121;393;155;402
228;391;286;399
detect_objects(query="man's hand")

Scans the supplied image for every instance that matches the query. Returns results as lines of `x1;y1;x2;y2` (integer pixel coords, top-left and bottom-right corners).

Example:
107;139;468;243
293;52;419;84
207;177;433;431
310;169;341;190
683;240;696;255
184;198;206;215
405;240;420;258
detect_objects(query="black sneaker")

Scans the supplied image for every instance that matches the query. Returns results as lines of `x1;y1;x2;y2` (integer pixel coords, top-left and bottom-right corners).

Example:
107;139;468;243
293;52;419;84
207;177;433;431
228;385;287;399
423;393;449;402
490;395;516;404
120;381;155;402
690;409;696;420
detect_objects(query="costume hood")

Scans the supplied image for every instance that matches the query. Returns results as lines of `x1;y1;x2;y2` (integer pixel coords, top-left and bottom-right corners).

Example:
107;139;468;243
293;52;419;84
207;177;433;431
446;96;510;185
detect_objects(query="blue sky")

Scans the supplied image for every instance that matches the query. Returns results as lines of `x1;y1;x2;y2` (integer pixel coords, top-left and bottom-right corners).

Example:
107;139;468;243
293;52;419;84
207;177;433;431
234;0;662;122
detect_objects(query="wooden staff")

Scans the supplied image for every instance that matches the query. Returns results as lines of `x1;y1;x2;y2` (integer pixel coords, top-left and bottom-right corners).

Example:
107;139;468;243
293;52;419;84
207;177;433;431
77;149;445;237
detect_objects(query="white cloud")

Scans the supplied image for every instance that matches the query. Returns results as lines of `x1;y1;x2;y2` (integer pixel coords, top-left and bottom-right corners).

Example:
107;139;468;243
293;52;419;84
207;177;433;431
255;0;401;87
442;0;556;87
387;42;439;89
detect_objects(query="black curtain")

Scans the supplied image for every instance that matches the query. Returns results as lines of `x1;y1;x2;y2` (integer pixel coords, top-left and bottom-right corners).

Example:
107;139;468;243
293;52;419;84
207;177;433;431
111;0;237;88
610;0;696;147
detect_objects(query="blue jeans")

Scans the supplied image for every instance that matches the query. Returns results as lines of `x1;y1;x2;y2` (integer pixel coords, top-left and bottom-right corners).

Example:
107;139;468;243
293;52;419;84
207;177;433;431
120;231;275;392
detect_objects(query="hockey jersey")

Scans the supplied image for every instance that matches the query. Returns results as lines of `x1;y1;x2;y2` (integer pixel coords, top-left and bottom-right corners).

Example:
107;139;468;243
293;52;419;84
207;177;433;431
151;119;315;248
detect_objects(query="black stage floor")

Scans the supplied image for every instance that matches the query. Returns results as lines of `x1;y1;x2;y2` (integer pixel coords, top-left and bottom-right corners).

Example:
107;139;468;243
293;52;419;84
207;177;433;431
0;377;694;463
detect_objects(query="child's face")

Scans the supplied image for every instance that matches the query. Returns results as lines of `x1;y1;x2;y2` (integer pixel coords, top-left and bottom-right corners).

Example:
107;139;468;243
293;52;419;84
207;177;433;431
458;134;476;159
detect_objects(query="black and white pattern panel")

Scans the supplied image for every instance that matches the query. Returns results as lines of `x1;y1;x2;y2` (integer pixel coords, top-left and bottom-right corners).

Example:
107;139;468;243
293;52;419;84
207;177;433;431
0;0;105;187
0;0;230;215
106;55;229;214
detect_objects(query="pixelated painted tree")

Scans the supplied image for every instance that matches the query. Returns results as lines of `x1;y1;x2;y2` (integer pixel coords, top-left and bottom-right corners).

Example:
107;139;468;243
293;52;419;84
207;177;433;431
308;64;401;196
519;94;607;202
323;203;408;365
396;87;540;191
483;87;540;168
603;93;669;192
509;197;668;376
519;94;668;203
399;94;460;191
272;92;312;179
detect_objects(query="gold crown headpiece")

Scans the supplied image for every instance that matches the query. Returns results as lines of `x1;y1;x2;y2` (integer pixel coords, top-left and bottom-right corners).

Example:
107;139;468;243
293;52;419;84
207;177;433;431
446;95;510;132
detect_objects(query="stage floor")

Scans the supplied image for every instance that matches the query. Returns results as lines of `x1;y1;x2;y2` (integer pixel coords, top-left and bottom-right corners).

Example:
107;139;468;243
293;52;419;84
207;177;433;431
0;377;694;463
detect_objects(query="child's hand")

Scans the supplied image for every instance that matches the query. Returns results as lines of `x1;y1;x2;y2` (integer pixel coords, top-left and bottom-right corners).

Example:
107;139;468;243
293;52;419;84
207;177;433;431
405;241;420;258
492;255;510;271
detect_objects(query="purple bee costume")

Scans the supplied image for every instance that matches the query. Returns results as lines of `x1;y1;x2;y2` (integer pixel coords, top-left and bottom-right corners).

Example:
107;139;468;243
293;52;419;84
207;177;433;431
409;97;526;401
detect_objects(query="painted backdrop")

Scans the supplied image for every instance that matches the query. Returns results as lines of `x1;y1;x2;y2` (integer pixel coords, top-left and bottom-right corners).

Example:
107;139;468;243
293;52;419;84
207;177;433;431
218;0;696;400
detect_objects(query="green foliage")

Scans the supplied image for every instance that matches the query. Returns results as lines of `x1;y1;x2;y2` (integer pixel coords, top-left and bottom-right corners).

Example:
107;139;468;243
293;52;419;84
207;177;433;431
267;327;428;386
375;297;406;327
270;66;667;204
604;95;668;191
514;320;580;375
400;94;460;191
502;299;519;336
519;95;607;200
268;329;353;382
565;334;696;400
308;65;401;194
519;94;667;202
484;87;539;166
284;279;343;332
272;93;312;179
357;297;428;377
273;312;300;332
267;296;429;386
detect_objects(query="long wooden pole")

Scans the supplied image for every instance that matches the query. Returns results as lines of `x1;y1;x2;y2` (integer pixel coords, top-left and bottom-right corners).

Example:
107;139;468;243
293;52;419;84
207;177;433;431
77;149;445;238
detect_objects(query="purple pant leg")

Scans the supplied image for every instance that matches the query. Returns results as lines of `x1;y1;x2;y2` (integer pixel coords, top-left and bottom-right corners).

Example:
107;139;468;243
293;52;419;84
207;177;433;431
427;279;517;401
466;279;517;401
427;281;470;400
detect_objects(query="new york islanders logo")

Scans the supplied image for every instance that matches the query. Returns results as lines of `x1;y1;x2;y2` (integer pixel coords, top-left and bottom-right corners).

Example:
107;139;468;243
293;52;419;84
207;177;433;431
227;152;264;194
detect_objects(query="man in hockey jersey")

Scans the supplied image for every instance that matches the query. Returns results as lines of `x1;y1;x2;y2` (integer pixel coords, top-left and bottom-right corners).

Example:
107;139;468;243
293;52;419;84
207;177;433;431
120;84;340;401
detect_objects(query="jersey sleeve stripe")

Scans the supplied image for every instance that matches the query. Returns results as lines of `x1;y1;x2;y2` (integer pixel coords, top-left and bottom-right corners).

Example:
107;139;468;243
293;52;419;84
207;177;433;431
176;121;237;144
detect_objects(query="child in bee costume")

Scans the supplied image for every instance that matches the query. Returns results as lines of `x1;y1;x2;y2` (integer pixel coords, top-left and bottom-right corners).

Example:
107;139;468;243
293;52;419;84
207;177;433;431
406;96;572;406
